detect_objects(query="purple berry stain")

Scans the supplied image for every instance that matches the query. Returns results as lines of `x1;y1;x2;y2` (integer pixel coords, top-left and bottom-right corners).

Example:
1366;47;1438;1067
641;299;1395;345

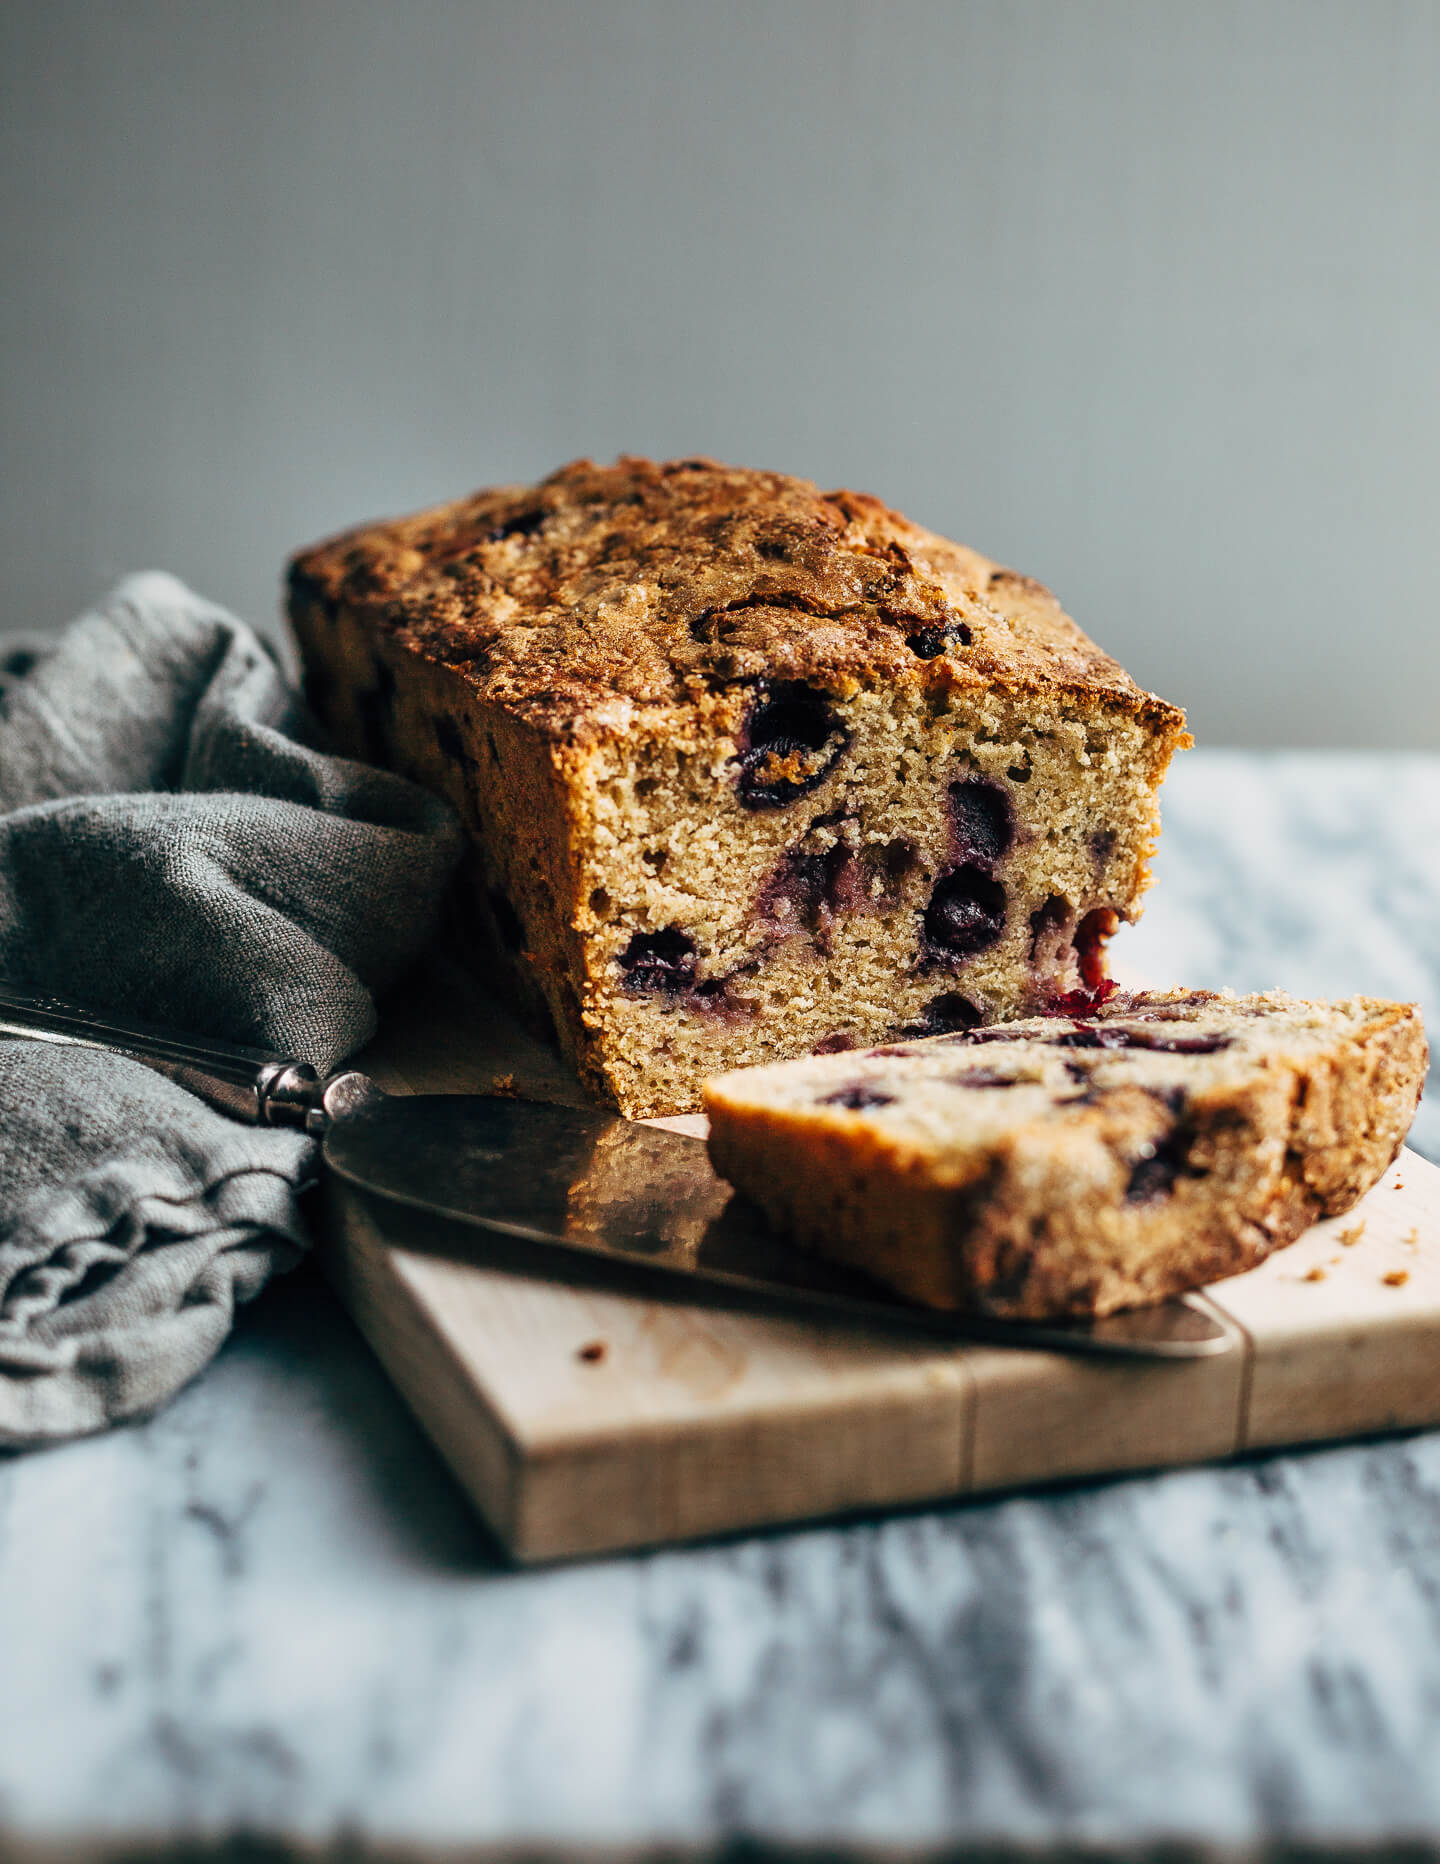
1126;1128;1192;1202
1075;907;1119;991
758;832;917;942
947;777;1014;866
1029;894;1072;959
1054;1025;1232;1055
922;992;983;1033
820;1083;897;1111
735;683;849;810
616;927;759;1021
756;847;835;938
617;927;697;996
919;775;1015;969
906;618;974;659
923;865;1008;960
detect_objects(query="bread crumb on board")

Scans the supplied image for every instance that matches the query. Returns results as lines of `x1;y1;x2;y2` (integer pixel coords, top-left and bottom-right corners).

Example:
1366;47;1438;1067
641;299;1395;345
1382;1270;1411;1288
1338;1223;1365;1247
1303;1266;1328;1283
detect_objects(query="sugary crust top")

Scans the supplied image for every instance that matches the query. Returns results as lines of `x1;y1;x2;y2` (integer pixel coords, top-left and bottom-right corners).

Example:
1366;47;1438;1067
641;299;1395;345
288;456;1186;746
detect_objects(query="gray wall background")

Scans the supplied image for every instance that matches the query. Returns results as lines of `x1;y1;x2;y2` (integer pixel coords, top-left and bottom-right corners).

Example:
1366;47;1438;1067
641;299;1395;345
3;0;1437;747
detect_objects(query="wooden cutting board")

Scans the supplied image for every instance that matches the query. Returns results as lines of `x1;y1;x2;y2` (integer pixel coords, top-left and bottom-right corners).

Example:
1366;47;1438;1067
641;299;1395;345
324;957;1440;1564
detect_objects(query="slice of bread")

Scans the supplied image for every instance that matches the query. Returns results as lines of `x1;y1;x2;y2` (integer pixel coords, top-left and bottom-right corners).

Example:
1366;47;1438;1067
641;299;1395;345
703;990;1427;1318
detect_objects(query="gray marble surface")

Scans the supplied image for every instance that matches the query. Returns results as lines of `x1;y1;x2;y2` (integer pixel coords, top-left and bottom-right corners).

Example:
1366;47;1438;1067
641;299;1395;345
3;750;1440;1856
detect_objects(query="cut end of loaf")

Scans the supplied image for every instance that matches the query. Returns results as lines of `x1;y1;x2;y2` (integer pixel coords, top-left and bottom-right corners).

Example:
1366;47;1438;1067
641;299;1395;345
573;680;1185;1117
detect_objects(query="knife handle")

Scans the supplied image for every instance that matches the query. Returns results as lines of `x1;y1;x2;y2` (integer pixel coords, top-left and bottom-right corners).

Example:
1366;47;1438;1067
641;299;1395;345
0;982;346;1128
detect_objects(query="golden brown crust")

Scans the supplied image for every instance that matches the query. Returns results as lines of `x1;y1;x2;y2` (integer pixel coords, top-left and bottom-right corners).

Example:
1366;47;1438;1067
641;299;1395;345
288;456;1186;748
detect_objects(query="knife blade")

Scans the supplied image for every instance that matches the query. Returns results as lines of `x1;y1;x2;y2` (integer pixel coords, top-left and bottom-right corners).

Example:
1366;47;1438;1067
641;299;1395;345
0;984;1239;1359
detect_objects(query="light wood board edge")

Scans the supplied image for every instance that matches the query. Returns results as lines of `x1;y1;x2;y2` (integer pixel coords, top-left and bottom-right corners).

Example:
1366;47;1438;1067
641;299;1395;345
322;1182;973;1563
322;1183;524;1553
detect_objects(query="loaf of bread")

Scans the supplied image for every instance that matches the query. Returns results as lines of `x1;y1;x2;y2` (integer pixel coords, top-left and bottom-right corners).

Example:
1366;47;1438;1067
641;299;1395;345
703;990;1428;1318
289;457;1189;1118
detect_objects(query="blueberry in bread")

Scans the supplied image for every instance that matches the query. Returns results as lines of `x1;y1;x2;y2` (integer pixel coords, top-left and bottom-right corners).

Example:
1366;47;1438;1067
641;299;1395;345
288;458;1189;1119
702;990;1428;1317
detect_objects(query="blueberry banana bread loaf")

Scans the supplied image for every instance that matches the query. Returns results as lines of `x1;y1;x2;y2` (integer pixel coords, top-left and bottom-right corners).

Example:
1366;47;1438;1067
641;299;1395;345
703;990;1428;1317
289;458;1189;1118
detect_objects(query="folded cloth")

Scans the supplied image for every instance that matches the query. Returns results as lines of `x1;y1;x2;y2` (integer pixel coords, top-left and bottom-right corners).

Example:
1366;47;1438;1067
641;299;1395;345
0;573;462;1446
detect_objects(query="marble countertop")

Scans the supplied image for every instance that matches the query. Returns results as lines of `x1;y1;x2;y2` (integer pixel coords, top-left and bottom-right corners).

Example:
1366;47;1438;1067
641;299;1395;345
4;750;1440;1856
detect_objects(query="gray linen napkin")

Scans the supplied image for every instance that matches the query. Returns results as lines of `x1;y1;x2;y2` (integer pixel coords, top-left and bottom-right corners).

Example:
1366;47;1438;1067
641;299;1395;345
0;572;462;1446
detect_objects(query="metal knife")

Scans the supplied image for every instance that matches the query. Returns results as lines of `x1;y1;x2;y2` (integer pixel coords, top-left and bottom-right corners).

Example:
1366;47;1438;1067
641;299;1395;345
0;984;1238;1360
